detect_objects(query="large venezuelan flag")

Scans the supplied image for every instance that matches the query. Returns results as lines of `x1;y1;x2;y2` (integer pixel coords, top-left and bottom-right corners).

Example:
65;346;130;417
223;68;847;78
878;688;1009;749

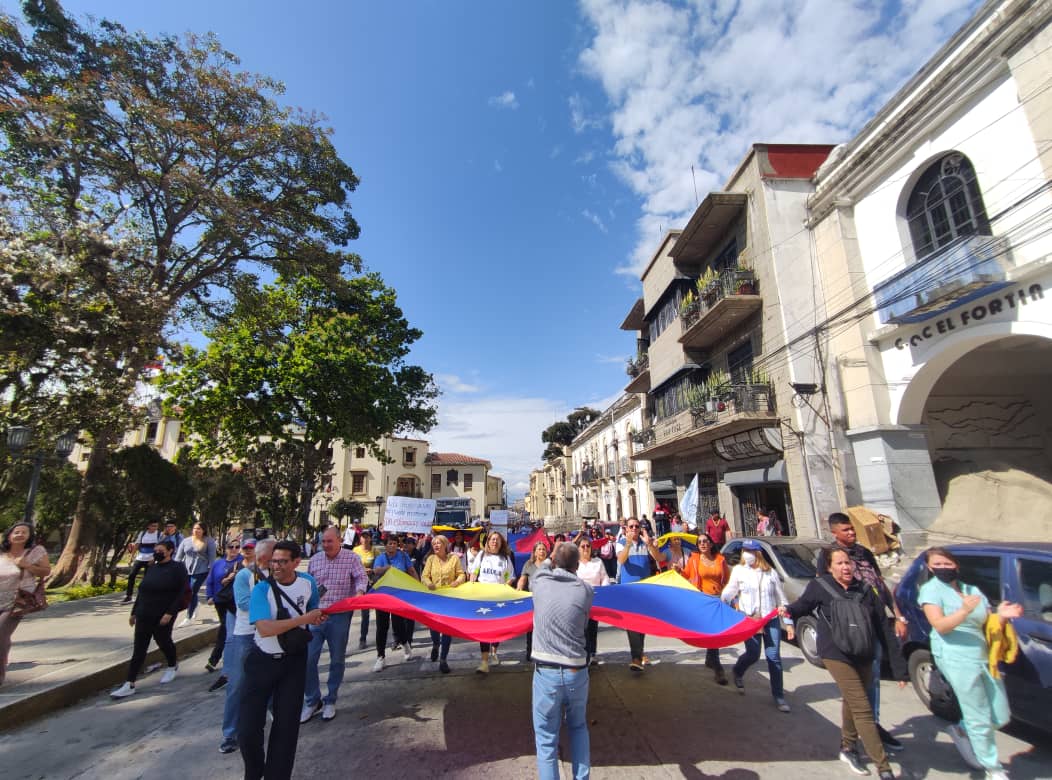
513;526;551;553
325;568;532;643
655;532;699;555
591;570;774;649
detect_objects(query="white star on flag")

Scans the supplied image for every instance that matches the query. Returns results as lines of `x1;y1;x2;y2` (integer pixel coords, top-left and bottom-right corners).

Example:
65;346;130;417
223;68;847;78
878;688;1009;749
476;607;492;614
495;602;506;608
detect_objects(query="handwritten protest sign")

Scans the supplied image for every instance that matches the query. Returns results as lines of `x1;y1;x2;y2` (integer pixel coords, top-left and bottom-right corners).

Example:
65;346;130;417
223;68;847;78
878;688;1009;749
383;496;437;534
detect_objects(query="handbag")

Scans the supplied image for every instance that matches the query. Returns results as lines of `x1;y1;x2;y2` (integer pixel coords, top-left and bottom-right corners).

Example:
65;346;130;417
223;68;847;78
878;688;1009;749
212;562;242;611
12;578;47;616
267;576;312;655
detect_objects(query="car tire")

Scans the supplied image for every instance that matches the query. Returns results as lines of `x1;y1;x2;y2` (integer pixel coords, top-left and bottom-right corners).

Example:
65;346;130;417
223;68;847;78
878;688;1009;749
907;648;961;722
795;616;824;668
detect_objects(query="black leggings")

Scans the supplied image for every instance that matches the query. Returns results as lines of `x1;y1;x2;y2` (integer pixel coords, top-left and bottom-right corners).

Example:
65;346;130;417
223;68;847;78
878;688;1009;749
125;560;150;599
375;611;413;657
208;604;229;665
127;613;177;682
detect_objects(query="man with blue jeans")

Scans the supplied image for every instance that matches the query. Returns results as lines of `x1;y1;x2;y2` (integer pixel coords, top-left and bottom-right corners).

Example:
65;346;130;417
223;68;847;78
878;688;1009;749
219;538;272;755
301;526;368;723
531;542;594;780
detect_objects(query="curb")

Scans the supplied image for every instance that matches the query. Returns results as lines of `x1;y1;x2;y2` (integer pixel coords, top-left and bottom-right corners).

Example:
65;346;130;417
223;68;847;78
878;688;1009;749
0;625;218;732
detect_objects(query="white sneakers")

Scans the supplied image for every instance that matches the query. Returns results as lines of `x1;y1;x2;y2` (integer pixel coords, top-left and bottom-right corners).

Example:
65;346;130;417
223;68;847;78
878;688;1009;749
403;645;414;662
110;682;135;699
476;658;490;675
489;651;500;666
177;617;193;629
373;656;386;673
948;724;983;770
321;703;336;721
159;666;178;684
300;701;322;723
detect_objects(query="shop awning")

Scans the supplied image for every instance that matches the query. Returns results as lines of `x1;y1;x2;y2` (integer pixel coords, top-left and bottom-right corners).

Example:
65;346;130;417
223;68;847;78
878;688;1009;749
650;478;678;495
722;460;787;486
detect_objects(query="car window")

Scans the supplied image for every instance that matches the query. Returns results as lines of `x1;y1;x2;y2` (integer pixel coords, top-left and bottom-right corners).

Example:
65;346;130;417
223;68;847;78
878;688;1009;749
722;542;741;567
957;554;1002;605
1018;558;1052;623
774;544;821;579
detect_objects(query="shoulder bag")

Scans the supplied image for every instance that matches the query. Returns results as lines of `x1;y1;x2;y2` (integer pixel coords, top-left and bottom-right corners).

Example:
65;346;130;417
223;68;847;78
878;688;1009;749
267;576;313;654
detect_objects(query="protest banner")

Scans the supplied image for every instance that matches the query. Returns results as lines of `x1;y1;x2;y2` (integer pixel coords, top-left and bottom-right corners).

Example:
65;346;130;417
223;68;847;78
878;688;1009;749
383;496;438;534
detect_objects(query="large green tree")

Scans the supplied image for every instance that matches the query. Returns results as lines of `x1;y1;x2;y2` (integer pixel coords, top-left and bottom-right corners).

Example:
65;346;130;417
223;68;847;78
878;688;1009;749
161;274;438;540
540;407;599;461
0;2;363;583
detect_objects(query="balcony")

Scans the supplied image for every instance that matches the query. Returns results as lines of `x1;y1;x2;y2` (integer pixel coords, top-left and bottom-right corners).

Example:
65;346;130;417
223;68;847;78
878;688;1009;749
631;383;777;461
619;456;631;474
624;352;651;394
874;235;1012;324
581;464;599;483
680;269;761;350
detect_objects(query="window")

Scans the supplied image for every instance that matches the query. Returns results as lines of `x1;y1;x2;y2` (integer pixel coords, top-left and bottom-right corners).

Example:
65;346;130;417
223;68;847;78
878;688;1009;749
146;421;159;442
397;477;415;496
647;287;685;343
446;468;458;485
712;239;738;272
652;372;705;420
1018;558;1052;623
351;473;366;494
177;428;186;443
431;473;441;492
355;447;366;459
906;153;990;261
403;447;416;465
464;473;473;491
727;341;754;385
957;554;1002;606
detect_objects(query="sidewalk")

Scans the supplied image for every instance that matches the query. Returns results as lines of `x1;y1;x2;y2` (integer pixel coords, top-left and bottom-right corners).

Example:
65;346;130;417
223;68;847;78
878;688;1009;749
0;591;219;730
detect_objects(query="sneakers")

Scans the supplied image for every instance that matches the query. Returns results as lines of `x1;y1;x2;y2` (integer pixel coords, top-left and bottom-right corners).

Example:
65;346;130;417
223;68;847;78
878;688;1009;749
121;595;132;604
358;638;368;650
947;724;983;770
878;724;903;753
430;645;439;663
439;660;451;674
839;748;870;776
775;697;791;713
208;675;228;692
159;666;178;684
300;701;322;724
489;651;500;666
476;659;490;675
218;739;238;754
985;771;1010;780
110;682;136;699
373;656;386;673
878;773;897;780
629;658;644;672
177;617;193;628
589;657;600;667
734;674;745;694
205;660;218;672
403;646;414;662
321;703;336;721
714;667;728;685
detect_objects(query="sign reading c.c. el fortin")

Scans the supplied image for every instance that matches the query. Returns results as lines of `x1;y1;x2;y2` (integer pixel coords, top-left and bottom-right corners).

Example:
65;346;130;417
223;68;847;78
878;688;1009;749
893;283;1044;351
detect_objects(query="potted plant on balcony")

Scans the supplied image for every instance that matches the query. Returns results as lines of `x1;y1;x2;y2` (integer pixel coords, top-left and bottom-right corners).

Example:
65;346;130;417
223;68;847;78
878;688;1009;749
744;366;772;411
679;289;698;323
697;267;720;308
626;357;638;377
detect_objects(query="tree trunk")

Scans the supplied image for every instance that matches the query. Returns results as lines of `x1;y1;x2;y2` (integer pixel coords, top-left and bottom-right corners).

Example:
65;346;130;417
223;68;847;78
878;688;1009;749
48;430;116;587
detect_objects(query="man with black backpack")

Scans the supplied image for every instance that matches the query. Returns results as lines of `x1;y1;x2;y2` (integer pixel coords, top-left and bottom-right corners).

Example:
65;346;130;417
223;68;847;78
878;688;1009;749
782;546;909;779
239;540;325;780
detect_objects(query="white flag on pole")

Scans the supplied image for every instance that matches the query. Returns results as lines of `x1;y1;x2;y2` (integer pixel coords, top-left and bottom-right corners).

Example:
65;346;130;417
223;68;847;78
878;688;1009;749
681;473;699;530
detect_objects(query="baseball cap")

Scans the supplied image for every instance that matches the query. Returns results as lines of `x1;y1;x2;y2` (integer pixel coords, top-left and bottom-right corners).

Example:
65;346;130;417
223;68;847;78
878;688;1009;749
742;539;762;551
242;539;257;549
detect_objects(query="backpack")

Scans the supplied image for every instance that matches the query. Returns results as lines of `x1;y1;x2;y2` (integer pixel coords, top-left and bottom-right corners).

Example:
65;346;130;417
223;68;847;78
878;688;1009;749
816;578;875;658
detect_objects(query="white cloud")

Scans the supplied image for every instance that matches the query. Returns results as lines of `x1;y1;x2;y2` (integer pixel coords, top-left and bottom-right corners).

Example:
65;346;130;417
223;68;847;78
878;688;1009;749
436;373;481;394
594;353;627;365
575;150;596;165
488;90;519;110
576;0;979;276
582;208;608;233
493;159;503;173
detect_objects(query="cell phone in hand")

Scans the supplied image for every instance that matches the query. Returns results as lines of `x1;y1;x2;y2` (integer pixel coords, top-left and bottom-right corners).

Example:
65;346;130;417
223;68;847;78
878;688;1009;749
317;584;327;598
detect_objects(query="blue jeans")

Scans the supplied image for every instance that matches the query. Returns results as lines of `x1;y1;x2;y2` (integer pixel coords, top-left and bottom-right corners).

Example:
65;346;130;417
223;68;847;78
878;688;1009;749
304;611;351;706
187;571;207;618
734;619;783;699
532;665;590;780
221;613;253;743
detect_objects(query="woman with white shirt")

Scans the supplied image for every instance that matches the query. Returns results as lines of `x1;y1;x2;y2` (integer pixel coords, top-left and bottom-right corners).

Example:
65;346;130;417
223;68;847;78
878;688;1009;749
720;539;794;712
575;538;609;665
470;531;514;674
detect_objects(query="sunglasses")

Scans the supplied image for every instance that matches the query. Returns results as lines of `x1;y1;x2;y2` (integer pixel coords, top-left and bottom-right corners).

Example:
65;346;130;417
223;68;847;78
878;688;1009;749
627;525;640;529
227;544;240;549
270;558;293;565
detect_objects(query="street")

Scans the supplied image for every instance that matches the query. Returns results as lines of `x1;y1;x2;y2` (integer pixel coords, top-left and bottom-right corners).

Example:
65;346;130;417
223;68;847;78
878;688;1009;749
1;624;1049;780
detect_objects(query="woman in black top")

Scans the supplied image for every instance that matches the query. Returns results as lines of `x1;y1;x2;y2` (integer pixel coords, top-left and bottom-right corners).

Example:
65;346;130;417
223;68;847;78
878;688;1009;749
781;547;908;780
111;540;189;699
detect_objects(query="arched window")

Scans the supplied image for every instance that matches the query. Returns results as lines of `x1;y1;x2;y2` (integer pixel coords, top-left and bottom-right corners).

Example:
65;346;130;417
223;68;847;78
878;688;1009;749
906;153;990;260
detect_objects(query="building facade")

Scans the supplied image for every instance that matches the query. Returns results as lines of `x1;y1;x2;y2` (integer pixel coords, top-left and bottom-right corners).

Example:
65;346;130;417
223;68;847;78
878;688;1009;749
622;145;837;536
569;394;652;522
806;0;1052;543
526;453;574;524
485;474;506;516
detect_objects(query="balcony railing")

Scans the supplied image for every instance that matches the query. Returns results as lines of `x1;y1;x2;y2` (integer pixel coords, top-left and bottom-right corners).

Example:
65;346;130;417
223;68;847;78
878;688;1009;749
626;351;650;377
619;456;631;474
681;269;757;328
874;235;1012;324
679;270;762;350
581;465;599;482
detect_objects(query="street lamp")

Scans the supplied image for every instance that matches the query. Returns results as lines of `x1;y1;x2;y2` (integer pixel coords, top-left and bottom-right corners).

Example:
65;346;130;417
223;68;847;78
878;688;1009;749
375;495;384;530
5;426;77;525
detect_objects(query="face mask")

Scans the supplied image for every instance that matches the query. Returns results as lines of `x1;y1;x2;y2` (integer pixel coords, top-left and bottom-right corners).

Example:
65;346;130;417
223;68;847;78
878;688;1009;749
742;551;757;566
154;551;166;563
931;567;958;584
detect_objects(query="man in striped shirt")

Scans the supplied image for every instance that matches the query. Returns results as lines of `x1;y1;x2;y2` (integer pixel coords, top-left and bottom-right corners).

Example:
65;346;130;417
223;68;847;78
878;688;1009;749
301;526;368;723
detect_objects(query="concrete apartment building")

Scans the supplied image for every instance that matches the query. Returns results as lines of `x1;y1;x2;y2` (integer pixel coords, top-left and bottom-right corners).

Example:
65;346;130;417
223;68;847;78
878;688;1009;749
621;144;838;537
486;474;506;515
570;393;652;523
527;453;574;524
805;0;1052;543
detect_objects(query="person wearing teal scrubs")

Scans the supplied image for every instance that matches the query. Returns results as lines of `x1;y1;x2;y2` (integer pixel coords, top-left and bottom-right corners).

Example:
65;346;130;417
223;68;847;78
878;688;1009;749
918;548;1022;780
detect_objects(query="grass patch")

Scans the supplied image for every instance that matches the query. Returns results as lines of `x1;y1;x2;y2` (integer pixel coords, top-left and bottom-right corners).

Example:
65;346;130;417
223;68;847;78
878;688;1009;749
48;579;129;603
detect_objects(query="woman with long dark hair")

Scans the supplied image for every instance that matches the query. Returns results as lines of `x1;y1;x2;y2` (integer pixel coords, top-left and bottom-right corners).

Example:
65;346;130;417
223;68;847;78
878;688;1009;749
682;533;730;683
174;521;216;626
0;522;50;685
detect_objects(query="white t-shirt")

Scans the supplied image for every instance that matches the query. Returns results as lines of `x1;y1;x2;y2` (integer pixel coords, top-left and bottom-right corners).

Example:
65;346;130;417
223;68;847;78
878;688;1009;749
135;530;163;562
248;572;319;654
472;553;512;584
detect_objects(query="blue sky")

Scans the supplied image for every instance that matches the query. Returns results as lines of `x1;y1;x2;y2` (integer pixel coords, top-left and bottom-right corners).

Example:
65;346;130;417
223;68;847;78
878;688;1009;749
45;0;979;498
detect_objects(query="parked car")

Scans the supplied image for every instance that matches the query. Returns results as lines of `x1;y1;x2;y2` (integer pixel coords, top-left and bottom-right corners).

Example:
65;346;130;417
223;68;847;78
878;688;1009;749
720;536;828;666
894;542;1052;732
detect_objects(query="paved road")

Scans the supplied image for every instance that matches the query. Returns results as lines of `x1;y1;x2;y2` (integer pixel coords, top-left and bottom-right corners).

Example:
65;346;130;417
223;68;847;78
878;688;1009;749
2;623;1049;780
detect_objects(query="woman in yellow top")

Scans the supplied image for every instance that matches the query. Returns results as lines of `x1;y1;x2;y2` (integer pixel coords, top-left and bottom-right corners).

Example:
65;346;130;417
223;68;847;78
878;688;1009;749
352;532;377;650
681;533;731;685
421;535;466;674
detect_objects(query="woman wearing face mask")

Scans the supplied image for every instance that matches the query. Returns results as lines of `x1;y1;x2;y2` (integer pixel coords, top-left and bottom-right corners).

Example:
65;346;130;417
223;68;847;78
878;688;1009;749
720;539;794;712
918;548;1022;780
111;540;190;698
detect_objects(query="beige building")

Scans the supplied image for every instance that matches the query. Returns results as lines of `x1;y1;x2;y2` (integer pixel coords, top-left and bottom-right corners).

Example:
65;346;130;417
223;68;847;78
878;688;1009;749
424;452;492;522
570;394;652;522
526;452;573;525
621;145;837;536
485;474;505;515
